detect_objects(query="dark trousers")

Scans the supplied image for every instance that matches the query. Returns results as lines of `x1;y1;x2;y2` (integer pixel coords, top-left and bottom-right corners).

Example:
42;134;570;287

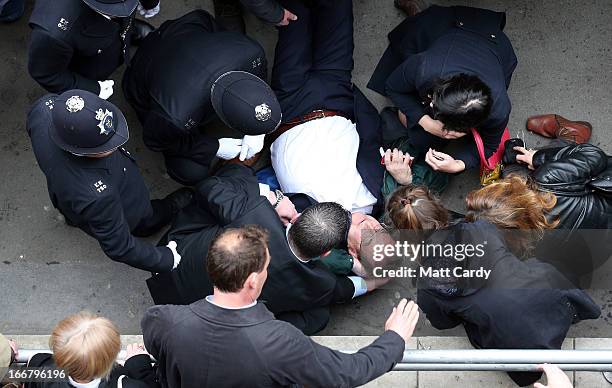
271;0;355;122
0;0;24;22
132;199;174;237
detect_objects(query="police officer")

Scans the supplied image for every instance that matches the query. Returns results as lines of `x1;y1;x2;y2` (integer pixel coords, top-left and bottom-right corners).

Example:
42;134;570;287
123;10;281;185
28;0;161;98
26;89;193;273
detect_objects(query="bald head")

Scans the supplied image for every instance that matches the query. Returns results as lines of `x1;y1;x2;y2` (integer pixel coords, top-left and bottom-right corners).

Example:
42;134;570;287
207;226;270;293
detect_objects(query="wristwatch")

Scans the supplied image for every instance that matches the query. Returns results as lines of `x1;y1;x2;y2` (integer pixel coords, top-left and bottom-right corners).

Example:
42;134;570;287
273;190;284;209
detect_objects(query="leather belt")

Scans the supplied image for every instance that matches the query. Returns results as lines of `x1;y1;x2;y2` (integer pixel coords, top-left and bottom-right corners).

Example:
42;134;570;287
266;110;348;145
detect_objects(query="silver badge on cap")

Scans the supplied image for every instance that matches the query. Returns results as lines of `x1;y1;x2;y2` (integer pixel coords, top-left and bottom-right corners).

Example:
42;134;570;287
65;96;84;113
255;103;272;122
96;109;114;136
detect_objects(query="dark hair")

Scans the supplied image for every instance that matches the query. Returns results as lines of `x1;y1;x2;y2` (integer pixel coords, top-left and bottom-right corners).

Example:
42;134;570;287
207;225;270;293
385;185;450;230
288;202;349;259
430;74;492;132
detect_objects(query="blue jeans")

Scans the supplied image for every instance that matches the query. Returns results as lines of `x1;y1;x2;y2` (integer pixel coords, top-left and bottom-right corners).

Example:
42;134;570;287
0;0;25;23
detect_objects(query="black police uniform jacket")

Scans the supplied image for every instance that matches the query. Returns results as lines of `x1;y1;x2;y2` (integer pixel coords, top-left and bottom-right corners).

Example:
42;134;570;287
26;353;159;388
417;220;600;387
239;0;284;24
142;299;404;388
146;164;356;333
27;95;174;273
28;0;158;95
122;10;267;170
368;6;518;169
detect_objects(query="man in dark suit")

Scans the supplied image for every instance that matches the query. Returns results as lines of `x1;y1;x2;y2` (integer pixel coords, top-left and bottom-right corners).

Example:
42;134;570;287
28;0;159;97
368;5;518;174
146;163;390;334
27;90;192;273
267;0;387;216
123;10;281;185
143;225;420;388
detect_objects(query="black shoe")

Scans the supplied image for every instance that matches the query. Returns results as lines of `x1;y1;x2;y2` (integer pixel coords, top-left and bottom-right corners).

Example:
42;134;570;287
163;188;194;215
131;19;156;46
213;0;246;33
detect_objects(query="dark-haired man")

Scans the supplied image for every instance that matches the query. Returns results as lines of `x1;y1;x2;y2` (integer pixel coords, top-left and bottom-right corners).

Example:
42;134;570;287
143;225;420;388
368;4;518;174
27;90;192;273
123;10;281;185
28;0;160;96
146;164;388;334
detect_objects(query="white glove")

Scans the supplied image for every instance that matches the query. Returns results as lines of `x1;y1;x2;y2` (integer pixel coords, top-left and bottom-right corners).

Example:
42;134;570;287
166;241;181;269
98;80;114;100
138;2;160;18
239;134;265;161
216;138;242;160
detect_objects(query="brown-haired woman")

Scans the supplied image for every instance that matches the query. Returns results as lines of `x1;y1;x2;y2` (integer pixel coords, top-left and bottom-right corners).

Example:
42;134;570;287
465;175;559;258
26;312;159;388
384;182;600;387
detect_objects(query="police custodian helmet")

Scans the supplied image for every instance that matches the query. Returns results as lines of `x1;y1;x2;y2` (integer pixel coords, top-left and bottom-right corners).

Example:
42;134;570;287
49;90;129;156
211;71;282;136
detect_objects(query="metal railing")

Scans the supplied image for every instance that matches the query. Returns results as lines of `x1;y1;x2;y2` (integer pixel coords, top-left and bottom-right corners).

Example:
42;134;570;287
13;349;612;373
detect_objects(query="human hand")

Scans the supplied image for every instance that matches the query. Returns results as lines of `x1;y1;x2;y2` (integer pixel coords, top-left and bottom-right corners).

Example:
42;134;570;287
351;257;368;278
138;2;160;18
217;138;243;160
398;110;408;127
425;148;465;173
166;241;181;269
240;134;265;161
514;146;536;170
534;364;573;388
276;8;298;26
384;299;420;342
267;191;297;226
384;148;414;185
98;80;114;100
125;343;149;360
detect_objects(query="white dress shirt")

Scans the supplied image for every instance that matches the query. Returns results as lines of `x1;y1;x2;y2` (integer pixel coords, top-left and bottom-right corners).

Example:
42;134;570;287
271;116;377;214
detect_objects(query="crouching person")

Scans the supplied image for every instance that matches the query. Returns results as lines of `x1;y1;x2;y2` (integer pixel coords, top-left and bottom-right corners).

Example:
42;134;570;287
142;225;419;388
26;312;158;388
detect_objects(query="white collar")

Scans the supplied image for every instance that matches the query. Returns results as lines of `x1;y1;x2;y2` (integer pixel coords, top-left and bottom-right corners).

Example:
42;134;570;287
68;376;101;388
205;295;257;310
285;223;310;263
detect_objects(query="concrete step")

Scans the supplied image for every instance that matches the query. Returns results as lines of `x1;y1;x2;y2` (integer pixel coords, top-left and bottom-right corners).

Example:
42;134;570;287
8;335;612;387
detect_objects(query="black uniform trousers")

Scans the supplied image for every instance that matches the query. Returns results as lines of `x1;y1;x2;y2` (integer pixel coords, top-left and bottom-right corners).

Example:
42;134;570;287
271;0;355;123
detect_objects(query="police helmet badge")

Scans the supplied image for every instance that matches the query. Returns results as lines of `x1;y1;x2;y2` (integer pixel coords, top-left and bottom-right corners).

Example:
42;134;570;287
96;109;114;136
255;103;272;122
65;96;84;113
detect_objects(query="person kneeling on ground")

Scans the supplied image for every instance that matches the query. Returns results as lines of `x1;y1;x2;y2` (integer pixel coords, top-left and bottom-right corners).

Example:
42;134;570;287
26;312;158;388
142;225;419;388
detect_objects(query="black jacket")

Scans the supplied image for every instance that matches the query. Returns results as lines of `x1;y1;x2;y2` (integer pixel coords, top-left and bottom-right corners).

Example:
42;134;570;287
240;0;284;24
417;220;600;386
142;299;404;388
146;164;355;334
26;353;158;388
368;6;518;169
122;10;267;169
27;94;174;273
28;0;158;94
532;143;611;230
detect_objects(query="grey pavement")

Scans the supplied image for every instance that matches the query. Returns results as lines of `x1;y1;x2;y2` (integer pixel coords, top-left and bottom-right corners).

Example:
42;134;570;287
0;0;611;347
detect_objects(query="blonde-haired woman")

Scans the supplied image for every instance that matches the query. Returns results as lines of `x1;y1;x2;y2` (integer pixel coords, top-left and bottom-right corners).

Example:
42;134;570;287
26;312;158;388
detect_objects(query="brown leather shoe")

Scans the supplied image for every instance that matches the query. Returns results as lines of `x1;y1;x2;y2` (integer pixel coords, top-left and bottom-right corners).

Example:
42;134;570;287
526;114;592;144
394;0;429;17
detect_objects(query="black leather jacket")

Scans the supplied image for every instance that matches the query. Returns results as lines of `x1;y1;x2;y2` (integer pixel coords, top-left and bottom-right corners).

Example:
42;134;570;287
532;144;611;230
